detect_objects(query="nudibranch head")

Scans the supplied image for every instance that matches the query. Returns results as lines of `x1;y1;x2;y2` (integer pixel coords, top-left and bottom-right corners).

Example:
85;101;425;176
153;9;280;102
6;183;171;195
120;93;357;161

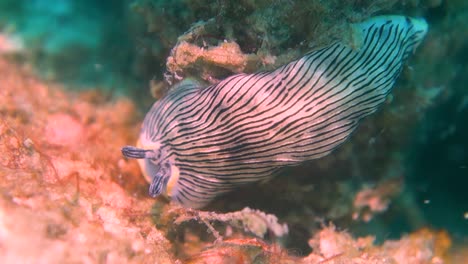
122;15;428;209
122;136;180;198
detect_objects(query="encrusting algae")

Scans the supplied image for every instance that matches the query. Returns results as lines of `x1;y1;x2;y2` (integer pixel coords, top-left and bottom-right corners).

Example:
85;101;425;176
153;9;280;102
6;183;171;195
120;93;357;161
0;57;175;263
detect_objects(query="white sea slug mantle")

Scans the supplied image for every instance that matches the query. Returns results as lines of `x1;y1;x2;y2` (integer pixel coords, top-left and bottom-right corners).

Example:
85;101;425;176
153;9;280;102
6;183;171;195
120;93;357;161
122;15;428;208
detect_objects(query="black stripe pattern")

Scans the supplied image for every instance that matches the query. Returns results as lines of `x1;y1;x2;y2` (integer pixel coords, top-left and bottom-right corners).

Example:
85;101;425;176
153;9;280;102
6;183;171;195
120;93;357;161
122;15;428;208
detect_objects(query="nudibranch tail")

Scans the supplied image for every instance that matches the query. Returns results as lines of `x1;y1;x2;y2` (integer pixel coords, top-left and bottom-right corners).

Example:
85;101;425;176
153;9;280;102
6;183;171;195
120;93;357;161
129;15;428;209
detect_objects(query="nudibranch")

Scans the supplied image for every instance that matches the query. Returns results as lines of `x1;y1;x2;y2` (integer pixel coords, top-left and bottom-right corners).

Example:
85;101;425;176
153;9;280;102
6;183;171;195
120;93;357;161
122;15;428;208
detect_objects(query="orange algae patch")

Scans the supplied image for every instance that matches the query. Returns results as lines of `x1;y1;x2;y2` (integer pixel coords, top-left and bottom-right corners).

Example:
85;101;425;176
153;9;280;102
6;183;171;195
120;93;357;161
166;41;261;82
44;113;84;147
306;225;453;264
0;57;175;263
379;228;452;264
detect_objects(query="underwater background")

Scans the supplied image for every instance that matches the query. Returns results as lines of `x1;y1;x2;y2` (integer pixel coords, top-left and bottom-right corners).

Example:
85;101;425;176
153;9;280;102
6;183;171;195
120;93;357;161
0;0;466;263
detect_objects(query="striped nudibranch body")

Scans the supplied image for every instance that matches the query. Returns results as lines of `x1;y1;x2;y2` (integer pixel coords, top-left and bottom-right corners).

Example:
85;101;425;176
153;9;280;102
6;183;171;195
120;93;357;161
122;15;428;209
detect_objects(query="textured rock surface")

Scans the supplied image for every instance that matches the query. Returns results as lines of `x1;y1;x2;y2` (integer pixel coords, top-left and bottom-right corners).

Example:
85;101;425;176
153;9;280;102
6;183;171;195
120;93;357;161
0;58;174;263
